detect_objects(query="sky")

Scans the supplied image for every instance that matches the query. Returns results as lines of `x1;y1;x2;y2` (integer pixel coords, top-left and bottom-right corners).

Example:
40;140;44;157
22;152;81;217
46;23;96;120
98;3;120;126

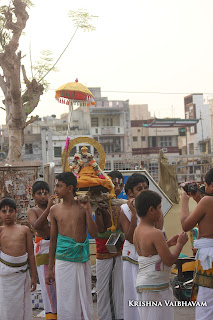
1;0;213;124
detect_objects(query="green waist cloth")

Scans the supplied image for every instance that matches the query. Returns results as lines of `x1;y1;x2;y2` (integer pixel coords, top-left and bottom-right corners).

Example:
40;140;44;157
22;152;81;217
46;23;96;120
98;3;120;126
96;229;124;239
56;233;90;263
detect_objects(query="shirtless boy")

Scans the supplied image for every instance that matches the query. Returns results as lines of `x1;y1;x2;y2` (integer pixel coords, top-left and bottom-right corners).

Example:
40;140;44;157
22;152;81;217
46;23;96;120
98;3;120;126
46;172;97;320
95;170;124;320
120;173;163;320
180;168;213;320
27;181;57;319
134;190;188;320
0;197;36;320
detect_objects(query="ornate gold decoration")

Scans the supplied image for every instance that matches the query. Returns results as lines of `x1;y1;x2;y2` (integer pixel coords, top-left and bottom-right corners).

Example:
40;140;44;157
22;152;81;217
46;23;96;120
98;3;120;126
62;137;106;172
81;146;88;155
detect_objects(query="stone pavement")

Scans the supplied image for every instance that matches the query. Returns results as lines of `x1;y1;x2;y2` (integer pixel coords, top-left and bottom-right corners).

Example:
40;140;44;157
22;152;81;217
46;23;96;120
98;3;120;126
33;301;195;319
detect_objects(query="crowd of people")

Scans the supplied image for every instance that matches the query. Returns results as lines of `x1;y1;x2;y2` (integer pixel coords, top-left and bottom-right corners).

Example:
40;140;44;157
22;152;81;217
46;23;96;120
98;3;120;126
0;168;213;320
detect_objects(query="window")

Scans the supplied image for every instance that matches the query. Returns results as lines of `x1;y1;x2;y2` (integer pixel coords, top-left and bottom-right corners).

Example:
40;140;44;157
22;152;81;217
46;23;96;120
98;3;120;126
70;146;76;156
95;128;98;134
25;144;33;154
91;118;98;127
54;146;62;157
110;118;113;126
105;162;111;170
148;136;157;147
118;127;120;133
114;162;123;170
179;128;185;136
200;143;206;153
189;143;194;155
159;136;172;147
133;136;138;142
190;126;195;134
141;136;146;141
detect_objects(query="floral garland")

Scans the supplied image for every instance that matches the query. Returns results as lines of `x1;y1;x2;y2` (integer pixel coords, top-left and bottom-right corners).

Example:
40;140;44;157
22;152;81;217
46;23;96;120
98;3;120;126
70;151;113;188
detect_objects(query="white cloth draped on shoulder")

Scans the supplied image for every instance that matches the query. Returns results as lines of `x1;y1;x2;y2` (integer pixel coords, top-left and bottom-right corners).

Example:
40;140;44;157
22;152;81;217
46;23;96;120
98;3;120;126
55;259;93;320
0;251;33;320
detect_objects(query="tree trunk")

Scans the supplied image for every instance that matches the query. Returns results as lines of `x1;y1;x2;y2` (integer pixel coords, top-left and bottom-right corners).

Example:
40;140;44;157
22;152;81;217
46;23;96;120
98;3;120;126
8;127;24;161
0;0;43;162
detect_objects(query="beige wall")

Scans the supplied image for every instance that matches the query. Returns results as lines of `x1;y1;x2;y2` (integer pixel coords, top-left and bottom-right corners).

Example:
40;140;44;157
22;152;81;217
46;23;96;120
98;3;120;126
129;104;151;120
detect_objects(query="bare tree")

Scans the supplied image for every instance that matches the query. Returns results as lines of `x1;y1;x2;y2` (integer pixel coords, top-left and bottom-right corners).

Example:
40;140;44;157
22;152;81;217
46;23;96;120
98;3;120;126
0;1;96;162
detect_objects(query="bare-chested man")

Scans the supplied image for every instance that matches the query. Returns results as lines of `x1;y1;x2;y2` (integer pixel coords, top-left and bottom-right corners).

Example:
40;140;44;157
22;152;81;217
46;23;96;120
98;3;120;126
180;168;213;320
27;181;57;319
0;197;36;320
95;170;124;320
46;172;97;320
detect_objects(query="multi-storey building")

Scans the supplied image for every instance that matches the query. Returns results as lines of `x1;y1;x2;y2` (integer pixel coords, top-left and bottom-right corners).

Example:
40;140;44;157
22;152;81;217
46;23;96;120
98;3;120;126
89;88;132;171
183;94;212;180
184;94;211;155
2;88;132;172
129;104;180;179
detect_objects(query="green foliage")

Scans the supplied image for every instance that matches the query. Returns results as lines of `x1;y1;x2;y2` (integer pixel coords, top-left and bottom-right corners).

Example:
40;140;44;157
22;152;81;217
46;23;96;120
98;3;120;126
0;5;11;51
32;50;57;91
69;9;97;31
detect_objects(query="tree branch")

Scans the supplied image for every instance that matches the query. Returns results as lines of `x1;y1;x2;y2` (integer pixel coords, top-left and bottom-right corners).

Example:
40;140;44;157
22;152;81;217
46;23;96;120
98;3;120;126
22;64;44;117
0;74;7;96
25;115;39;127
4;0;28;49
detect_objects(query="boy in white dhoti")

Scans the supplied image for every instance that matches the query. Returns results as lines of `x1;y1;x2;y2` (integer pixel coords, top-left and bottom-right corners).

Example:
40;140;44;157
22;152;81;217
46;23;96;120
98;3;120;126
120;173;164;320
46;172;98;320
27;181;57;319
181;168;213;320
95;170;124;320
0;197;37;320
133;190;188;320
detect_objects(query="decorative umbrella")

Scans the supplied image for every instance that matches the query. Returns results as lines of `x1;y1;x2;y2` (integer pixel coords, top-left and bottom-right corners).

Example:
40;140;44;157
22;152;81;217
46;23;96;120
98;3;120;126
55;78;95;107
55;79;96;169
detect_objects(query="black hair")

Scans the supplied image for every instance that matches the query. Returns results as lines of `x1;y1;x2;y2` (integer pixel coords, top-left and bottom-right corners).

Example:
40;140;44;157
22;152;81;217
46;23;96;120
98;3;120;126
32;181;50;195
205;168;213;186
108;170;124;181
56;172;77;194
135;190;162;217
124;173;149;194
0;197;17;210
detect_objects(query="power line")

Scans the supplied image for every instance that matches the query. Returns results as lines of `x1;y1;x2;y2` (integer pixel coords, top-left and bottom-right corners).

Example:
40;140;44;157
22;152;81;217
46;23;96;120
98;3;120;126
41;89;213;95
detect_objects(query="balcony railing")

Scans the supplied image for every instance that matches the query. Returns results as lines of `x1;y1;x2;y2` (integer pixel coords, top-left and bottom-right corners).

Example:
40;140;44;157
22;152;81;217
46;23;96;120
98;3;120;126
132;146;180;155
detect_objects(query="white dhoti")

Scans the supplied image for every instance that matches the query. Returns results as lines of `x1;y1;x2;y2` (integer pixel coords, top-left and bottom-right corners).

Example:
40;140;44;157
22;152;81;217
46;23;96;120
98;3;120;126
137;287;174;320
196;286;213;320
136;254;173;320
123;260;140;320
194;238;213;320
121;203;140;320
0;251;33;320
35;238;57;319
96;256;123;320
55;259;93;320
